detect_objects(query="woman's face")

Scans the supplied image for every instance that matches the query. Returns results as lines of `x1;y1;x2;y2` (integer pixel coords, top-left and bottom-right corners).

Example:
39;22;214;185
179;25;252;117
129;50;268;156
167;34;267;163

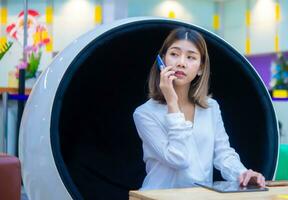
164;39;202;86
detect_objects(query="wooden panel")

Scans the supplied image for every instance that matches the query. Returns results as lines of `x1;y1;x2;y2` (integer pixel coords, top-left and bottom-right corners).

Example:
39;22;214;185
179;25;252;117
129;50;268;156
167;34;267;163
0;87;31;95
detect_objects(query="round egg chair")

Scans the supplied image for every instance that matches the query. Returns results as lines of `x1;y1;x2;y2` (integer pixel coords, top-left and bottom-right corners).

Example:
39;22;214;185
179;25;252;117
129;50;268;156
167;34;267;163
19;17;279;200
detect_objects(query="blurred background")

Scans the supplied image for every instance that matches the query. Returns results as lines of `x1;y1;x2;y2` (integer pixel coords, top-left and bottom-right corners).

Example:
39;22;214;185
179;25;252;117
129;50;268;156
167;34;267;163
0;0;287;155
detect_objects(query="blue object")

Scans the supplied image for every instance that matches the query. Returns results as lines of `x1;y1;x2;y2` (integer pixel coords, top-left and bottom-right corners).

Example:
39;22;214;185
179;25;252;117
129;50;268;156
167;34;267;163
8;94;29;101
156;54;166;70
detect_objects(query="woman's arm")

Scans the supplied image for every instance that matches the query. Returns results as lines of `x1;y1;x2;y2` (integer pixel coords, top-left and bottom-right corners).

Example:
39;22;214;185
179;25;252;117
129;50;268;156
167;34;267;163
213;101;266;187
133;109;192;169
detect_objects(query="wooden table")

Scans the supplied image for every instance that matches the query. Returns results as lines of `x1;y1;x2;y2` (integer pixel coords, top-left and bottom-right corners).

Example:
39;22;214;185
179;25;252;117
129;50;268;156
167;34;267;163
129;186;288;200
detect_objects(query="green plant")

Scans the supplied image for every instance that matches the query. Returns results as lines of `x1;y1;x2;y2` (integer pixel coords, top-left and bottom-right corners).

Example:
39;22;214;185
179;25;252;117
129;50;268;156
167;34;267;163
16;44;44;79
26;50;42;79
0;41;13;61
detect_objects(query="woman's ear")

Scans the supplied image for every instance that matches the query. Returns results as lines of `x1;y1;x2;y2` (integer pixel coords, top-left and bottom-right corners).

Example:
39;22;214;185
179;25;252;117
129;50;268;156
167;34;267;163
197;70;202;76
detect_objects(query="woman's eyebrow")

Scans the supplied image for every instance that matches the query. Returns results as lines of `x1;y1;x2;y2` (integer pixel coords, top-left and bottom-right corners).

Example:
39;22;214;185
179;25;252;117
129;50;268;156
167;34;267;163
187;50;199;55
169;46;199;55
169;46;181;51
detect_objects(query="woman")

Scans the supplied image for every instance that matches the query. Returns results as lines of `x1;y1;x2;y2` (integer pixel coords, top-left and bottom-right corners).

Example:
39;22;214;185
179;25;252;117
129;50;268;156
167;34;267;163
133;28;265;190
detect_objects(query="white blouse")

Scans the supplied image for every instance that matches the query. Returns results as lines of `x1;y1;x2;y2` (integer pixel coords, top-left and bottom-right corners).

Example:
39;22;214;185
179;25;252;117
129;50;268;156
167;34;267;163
133;98;247;190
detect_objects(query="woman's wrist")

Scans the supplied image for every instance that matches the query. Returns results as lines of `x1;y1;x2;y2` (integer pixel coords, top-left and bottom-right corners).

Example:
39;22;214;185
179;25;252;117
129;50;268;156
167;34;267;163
167;102;180;113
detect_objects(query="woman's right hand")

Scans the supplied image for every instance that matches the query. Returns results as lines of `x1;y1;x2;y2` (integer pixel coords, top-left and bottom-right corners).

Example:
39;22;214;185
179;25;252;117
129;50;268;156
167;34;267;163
159;66;180;112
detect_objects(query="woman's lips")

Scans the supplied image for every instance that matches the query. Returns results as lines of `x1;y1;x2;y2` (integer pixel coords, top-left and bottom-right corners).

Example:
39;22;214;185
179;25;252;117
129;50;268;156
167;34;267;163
174;71;186;78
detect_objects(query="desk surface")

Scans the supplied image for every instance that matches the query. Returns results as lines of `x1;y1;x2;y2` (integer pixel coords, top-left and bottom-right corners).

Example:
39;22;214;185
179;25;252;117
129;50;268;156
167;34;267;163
129;186;288;200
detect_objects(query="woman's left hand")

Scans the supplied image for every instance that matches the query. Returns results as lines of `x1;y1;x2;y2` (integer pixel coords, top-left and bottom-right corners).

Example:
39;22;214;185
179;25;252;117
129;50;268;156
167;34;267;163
239;169;265;187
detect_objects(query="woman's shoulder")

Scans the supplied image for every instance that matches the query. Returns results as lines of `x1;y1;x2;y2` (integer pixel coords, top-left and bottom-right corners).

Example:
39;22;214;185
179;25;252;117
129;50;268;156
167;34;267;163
206;97;219;108
205;97;222;119
134;98;165;114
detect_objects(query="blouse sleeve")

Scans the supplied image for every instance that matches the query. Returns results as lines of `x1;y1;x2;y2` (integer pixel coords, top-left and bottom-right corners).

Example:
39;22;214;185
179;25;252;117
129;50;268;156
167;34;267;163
212;101;247;181
133;108;193;170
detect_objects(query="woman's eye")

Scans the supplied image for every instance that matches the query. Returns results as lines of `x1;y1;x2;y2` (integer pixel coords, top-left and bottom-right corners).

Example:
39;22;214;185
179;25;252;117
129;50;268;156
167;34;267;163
188;55;198;60
170;52;178;56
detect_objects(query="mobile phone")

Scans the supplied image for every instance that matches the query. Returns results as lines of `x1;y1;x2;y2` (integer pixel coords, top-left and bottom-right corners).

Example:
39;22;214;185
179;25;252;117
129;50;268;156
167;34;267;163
156;54;166;70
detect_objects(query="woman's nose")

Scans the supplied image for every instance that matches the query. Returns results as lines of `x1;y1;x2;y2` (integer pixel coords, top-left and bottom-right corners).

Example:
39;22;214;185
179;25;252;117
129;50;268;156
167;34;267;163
177;55;186;68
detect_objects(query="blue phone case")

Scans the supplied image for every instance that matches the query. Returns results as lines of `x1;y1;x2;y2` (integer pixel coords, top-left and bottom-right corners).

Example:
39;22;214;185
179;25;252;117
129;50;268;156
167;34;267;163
156;55;166;70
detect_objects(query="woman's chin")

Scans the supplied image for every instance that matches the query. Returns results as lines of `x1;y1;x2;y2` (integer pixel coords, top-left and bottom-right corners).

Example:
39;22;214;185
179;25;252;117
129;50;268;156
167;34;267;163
173;78;190;86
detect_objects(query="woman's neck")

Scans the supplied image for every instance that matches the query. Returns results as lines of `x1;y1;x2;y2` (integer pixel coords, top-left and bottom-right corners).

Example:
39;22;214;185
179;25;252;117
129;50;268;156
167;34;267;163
174;84;191;106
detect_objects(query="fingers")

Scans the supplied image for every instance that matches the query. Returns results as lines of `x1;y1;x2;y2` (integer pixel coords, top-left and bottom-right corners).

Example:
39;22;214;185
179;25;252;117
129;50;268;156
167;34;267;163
158;65;178;104
163;71;175;78
168;75;177;82
240;170;266;187
160;65;174;73
160;67;176;84
257;173;265;187
242;170;253;186
238;174;244;185
256;173;262;185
